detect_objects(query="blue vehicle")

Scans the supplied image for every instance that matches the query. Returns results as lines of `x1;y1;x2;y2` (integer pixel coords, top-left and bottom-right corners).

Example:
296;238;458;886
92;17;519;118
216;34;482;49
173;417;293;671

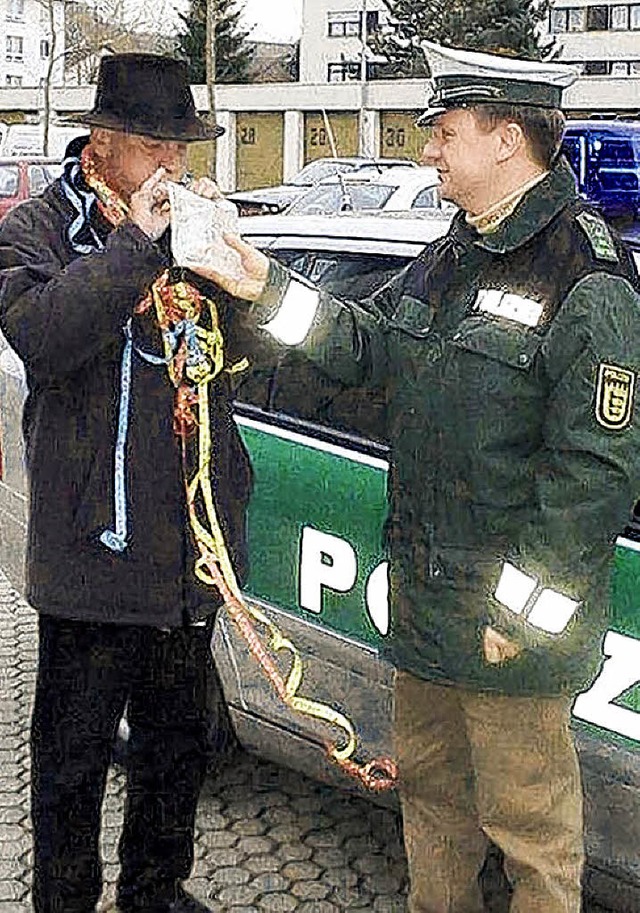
562;120;640;223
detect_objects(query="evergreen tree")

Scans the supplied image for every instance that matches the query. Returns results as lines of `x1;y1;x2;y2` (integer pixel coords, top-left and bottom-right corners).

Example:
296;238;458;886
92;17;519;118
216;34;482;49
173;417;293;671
372;0;555;78
175;0;254;85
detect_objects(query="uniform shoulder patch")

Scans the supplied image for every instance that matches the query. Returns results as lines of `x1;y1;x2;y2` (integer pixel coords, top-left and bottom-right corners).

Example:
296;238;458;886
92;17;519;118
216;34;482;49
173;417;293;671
595;363;635;430
576;212;619;263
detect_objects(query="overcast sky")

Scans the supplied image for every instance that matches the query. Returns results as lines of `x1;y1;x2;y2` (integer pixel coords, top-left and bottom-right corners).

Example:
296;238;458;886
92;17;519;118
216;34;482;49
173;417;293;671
241;0;304;43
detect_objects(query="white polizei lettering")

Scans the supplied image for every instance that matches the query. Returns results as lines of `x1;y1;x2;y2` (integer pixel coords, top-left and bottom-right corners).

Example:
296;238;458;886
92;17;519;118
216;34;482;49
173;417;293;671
260;279;321;346
494;562;537;615
573;630;640;742
299;527;357;615
476;289;543;327
366;561;390;636
526;588;580;634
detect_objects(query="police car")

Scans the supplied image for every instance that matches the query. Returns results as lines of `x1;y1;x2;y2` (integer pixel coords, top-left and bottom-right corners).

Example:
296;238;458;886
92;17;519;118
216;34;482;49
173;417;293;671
1;212;640;911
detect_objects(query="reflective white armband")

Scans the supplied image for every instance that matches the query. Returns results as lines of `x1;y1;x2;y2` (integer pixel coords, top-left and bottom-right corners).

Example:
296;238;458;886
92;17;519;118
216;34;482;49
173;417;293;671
260;278;321;346
494;562;537;614
527;589;581;635
494;561;581;634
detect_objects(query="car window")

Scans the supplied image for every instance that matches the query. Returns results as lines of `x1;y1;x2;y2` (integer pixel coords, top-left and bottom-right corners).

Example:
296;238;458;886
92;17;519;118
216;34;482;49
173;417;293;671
412;186;440;209
0;165;19;198
288;183;395;215
27;165;61;196
591;138;638;166
292;161;357;186
235;249;413;444
562;137;582;176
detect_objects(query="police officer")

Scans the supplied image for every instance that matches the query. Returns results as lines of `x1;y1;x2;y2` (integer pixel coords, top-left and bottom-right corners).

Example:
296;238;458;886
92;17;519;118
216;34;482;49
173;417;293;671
191;44;640;913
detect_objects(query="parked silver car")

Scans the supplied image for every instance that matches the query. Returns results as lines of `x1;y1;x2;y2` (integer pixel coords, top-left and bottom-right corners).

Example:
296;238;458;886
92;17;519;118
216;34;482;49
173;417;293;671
227;157;418;216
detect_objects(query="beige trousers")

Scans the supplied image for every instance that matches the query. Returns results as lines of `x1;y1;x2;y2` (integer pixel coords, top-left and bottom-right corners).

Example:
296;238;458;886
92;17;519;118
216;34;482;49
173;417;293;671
394;672;584;913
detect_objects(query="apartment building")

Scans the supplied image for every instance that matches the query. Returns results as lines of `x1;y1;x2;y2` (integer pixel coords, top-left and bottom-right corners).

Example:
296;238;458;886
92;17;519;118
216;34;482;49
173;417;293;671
300;0;387;84
301;0;640;85
548;0;640;77
0;0;65;88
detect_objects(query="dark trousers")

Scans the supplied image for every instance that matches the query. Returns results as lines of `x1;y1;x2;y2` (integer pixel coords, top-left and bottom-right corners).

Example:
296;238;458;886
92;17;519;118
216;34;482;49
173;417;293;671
31;614;213;913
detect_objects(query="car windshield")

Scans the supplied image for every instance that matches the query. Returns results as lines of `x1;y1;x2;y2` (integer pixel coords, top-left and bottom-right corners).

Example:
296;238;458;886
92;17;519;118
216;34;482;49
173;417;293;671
288;182;396;215
0;165;19;198
412;186;440;209
236;248;413;443
291;160;360;186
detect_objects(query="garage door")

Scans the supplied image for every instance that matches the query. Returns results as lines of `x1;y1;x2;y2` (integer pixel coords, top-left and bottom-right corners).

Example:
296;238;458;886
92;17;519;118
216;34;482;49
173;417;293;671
186;141;216;179
379;112;426;164
304;112;358;163
236;113;284;191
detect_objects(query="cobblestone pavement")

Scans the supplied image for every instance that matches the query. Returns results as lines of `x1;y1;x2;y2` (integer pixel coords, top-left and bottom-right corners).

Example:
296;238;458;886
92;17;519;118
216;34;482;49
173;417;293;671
0;570;612;913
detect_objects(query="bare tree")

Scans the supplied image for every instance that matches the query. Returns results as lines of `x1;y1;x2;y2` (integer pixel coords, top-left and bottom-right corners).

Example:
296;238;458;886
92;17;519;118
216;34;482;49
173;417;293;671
40;0;58;156
65;0;177;84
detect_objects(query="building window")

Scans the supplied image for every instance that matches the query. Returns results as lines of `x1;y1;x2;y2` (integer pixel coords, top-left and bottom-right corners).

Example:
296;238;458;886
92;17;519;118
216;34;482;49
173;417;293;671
365;10;380;33
328;11;361;37
610;60;629;75
568;7;586;30
610;5;629;28
550;8;568;31
327;61;360;82
6;0;24;20
584;60;608;75
6;35;23;62
586;5;609;29
631;4;640;28
5;74;23;86
40;39;50;58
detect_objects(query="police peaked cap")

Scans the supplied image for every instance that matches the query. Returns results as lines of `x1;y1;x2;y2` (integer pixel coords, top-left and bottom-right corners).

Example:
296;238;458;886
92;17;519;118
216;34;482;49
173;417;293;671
417;41;582;126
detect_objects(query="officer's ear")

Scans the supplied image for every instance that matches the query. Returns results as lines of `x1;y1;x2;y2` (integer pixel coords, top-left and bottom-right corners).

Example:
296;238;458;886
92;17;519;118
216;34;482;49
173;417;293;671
495;120;526;165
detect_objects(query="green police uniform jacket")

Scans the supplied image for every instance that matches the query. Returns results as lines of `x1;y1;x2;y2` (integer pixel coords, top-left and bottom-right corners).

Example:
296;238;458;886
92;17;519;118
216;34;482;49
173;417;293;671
250;161;640;696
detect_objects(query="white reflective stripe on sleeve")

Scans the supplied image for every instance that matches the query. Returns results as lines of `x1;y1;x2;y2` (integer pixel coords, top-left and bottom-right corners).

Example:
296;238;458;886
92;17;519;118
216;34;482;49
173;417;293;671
494;561;537;614
527;588;580;634
260;279;321;346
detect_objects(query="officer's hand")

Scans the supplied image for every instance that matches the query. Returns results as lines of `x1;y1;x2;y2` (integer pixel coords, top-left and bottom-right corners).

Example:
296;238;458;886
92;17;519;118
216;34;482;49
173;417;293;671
129;168;171;241
189;233;270;302
483;626;521;664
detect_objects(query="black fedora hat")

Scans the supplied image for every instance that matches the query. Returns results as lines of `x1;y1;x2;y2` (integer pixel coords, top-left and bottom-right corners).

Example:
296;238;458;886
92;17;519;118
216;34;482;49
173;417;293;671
67;53;224;141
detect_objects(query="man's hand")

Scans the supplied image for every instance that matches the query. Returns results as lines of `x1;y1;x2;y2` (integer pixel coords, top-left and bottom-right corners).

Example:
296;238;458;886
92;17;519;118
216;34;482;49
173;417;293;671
483;626;522;664
129;168;171;240
189;233;271;302
191;177;224;201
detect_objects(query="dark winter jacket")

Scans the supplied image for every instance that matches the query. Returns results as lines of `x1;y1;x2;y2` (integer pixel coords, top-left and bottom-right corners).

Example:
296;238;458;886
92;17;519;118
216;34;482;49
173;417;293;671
0;167;253;627
250;160;640;695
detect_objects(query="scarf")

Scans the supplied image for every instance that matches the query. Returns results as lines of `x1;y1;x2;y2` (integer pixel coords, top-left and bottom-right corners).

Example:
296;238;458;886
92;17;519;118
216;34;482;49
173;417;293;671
60;147;397;792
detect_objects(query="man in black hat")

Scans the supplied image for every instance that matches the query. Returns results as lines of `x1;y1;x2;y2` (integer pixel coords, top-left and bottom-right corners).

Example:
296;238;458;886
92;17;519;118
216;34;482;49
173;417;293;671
189;43;640;913
0;54;252;913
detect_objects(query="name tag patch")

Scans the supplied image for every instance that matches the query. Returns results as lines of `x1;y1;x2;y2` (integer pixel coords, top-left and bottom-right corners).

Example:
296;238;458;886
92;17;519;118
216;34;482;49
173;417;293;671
475;289;544;327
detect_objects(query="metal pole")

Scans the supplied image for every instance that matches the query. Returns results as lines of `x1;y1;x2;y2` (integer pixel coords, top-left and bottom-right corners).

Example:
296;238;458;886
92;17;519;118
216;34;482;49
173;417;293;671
359;0;368;156
205;0;217;177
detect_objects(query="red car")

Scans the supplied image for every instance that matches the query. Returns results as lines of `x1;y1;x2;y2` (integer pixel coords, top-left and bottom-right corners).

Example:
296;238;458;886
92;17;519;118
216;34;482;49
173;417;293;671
0;157;61;220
